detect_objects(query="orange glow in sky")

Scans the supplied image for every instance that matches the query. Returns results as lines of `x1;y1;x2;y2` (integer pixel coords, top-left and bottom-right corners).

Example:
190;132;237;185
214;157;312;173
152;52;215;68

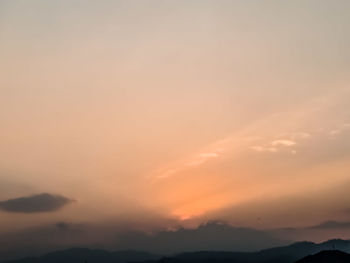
1;0;350;234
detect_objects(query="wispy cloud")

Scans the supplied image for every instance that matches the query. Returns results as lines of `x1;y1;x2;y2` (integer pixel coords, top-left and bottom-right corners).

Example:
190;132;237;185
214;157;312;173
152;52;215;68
250;139;297;154
153;150;222;179
186;152;220;167
271;139;296;147
329;123;350;136
250;146;277;153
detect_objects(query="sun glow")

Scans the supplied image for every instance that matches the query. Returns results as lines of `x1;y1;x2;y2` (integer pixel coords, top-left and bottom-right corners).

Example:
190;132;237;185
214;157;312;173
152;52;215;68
170;192;234;221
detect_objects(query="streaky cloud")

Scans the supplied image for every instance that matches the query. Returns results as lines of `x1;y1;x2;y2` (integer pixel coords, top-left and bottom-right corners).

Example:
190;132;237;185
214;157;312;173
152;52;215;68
309;220;350;229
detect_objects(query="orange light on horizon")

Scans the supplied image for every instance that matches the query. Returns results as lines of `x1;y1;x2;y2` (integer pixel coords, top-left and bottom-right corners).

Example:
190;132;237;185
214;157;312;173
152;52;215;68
170;192;234;221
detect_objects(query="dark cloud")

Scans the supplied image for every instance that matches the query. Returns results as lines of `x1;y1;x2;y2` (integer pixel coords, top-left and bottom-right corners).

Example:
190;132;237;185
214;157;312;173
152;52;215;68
0;193;73;213
309;221;350;229
56;222;70;230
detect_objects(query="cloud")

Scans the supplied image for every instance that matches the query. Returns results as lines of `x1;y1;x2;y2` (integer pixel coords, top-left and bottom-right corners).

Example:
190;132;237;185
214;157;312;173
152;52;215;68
157;169;178;179
329;123;350;135
271;140;296;147
250;146;277;153
250;139;297;154
0;193;73;213
309;221;350;229
56;221;71;230
154;151;221;179
292;132;311;139
186;152;220;167
198;153;219;158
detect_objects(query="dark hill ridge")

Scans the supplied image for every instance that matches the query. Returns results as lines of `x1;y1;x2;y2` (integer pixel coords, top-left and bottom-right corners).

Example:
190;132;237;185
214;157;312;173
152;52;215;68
2;249;160;263
148;239;350;263
4;220;350;261
115;221;289;254
3;239;350;263
295;250;350;263
0;221;289;261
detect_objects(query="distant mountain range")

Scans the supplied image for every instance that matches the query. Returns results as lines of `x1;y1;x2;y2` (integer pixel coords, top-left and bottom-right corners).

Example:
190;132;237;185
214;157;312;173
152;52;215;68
3;221;350;262
3;239;350;263
147;239;350;263
113;221;289;253
0;221;289;260
2;249;160;263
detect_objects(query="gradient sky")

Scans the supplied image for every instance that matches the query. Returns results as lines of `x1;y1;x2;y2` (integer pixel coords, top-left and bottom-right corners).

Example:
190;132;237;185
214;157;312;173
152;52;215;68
1;0;350;238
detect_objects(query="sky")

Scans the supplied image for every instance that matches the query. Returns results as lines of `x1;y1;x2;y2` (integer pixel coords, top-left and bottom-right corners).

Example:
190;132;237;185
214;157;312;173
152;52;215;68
1;0;350;246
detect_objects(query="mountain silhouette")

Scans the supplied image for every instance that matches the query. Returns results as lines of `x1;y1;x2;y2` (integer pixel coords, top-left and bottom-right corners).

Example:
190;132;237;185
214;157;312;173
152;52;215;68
2;249;160;263
0;221;288;261
3;239;350;263
115;221;288;254
6;220;350;261
143;239;350;263
295;250;350;263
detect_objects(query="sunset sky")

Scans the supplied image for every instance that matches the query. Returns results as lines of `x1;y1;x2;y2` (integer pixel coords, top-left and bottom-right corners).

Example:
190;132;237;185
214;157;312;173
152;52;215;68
1;0;350;241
